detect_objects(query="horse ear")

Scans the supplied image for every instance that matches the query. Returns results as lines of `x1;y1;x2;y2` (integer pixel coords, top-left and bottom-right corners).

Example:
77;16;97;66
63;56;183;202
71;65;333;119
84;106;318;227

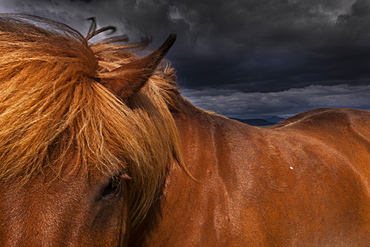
99;34;177;99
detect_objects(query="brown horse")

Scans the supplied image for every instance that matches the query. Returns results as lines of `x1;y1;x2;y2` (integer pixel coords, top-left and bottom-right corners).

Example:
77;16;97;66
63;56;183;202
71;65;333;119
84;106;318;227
1;14;370;247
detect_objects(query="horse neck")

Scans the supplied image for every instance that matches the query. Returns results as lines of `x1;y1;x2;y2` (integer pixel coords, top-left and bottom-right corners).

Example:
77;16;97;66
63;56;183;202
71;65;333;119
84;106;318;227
130;97;257;245
172;97;255;178
174;99;219;163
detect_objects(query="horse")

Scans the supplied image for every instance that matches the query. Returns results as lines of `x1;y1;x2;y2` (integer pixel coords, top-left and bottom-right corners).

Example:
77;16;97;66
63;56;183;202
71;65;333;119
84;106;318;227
1;14;370;247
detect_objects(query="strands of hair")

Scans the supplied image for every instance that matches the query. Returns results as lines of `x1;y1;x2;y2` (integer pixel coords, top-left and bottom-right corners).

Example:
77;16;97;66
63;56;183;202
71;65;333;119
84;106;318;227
0;13;181;232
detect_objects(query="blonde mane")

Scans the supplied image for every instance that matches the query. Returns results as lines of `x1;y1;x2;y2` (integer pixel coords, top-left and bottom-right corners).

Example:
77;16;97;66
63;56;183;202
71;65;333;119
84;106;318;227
0;14;181;232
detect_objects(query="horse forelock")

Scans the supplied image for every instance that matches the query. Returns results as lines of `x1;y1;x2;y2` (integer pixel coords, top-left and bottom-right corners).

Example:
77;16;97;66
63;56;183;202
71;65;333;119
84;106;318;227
0;14;181;232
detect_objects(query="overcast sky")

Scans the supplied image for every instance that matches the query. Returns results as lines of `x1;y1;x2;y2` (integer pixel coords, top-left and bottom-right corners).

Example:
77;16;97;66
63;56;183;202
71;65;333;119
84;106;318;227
1;0;370;118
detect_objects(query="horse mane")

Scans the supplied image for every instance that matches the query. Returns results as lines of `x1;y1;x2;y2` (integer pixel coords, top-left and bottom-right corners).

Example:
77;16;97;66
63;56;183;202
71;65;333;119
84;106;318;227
0;14;181;232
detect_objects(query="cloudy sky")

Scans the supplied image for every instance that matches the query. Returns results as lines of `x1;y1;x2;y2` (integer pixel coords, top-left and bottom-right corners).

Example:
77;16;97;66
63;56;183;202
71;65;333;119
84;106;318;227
1;0;370;119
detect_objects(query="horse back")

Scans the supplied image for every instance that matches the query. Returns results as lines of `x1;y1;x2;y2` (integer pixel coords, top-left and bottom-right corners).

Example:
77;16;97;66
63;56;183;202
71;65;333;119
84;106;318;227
240;108;370;246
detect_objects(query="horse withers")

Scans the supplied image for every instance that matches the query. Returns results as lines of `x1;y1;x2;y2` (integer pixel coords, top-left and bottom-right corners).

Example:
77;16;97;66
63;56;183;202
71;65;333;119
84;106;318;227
1;14;370;247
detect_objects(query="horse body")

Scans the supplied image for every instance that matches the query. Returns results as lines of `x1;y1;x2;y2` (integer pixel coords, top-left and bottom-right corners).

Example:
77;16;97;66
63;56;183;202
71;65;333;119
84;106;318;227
136;100;370;246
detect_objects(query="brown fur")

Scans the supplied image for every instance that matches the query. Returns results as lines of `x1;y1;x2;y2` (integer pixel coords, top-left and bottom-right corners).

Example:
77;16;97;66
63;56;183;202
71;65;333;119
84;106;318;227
136;102;370;246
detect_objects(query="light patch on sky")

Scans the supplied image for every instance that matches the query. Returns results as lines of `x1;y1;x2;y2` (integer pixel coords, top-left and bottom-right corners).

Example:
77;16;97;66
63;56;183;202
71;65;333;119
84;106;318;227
181;84;370;119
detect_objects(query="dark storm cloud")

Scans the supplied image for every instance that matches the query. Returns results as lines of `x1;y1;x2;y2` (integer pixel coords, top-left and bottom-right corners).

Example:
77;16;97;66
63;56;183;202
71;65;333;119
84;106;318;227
1;0;370;118
168;0;370;92
4;0;369;90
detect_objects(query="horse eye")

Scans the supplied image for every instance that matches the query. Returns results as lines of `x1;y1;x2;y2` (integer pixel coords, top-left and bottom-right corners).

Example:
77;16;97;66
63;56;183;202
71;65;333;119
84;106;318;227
101;169;130;199
101;176;121;199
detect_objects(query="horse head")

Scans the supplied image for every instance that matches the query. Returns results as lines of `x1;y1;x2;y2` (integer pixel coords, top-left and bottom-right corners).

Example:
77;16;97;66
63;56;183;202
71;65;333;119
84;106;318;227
0;14;178;246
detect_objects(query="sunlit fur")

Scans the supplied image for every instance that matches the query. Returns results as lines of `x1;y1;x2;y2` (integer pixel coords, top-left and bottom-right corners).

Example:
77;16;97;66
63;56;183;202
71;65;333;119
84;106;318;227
0;14;181;233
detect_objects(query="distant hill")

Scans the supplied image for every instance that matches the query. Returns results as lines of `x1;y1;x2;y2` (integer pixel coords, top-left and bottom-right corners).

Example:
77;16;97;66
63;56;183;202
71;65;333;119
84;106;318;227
265;116;285;123
231;115;285;126
231;118;273;126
